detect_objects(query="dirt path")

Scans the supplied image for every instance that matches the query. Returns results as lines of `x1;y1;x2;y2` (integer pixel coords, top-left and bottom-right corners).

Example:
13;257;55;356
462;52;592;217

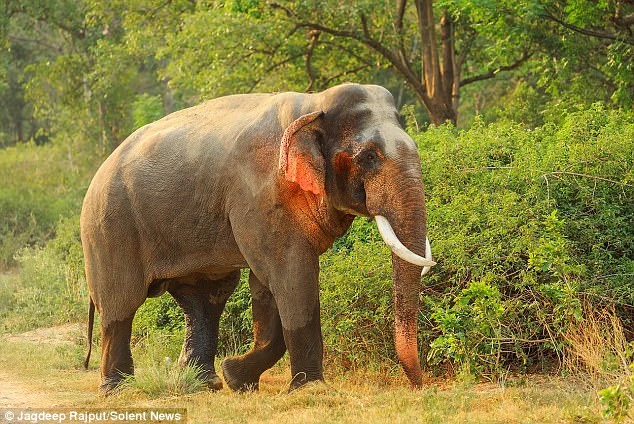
0;372;58;408
4;323;84;346
0;324;85;408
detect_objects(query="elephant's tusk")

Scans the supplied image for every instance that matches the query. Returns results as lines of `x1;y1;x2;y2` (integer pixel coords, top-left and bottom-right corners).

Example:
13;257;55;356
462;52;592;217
421;237;433;277
374;215;437;274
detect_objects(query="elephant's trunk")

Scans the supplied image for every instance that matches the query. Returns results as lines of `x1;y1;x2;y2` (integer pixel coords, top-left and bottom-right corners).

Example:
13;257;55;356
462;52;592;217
392;250;424;387
371;182;431;388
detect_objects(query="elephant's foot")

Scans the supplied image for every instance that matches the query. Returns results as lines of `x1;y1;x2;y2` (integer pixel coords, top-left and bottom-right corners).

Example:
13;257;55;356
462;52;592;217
288;378;327;393
221;358;260;392
199;370;223;391
178;355;224;391
288;371;324;392
99;374;128;396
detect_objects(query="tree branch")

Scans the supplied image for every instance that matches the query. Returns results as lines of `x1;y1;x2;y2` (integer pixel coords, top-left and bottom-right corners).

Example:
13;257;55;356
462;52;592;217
305;30;320;91
614;12;634;27
396;0;407;32
245;53;305;93
546;171;633;187
7;35;64;54
414;0;440;99
320;40;375;67
542;10;633;44
270;2;295;18
323;64;371;86
460;51;533;86
439;9;455;101
395;0;409;73
294;20;426;98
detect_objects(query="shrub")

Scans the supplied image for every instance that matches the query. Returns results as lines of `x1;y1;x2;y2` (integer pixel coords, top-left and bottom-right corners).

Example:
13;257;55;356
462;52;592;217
413;105;634;379
123;332;207;397
2;215;88;332
132;93;164;129
0;138;98;267
599;374;634;422
427;276;505;380
563;304;634;421
320;219;397;371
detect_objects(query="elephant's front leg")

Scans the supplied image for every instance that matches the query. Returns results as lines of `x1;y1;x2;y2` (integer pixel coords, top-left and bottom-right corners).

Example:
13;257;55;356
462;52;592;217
168;272;239;390
221;271;287;391
222;255;324;391
277;273;324;390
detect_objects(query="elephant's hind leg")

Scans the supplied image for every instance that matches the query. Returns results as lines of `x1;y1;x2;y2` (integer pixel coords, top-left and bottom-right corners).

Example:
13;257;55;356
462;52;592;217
100;314;135;395
221;271;286;391
168;271;239;390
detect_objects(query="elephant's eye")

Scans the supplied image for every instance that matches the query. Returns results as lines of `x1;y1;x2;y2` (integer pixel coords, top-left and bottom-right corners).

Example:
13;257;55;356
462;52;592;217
359;149;380;169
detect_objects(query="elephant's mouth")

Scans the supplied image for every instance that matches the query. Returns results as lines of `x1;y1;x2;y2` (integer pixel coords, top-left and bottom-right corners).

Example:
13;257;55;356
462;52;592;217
374;215;436;276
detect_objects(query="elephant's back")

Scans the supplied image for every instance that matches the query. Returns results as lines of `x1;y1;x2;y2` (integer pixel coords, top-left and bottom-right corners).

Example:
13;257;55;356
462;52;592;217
80;91;302;254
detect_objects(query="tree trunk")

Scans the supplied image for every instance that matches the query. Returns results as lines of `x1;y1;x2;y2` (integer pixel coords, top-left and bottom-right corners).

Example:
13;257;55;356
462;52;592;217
415;2;458;126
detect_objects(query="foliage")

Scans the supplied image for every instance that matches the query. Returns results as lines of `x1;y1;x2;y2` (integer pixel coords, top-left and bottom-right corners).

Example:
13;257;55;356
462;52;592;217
320;224;397;371
0;138;97;267
157;0;540;125
133;297;184;336
414;105;633;379
3;0;634;145
1;215;87;332
132;93;164;129
599;372;634;422
533;0;634;108
218;272;253;356
0;135;99;331
1;98;632;384
427;277;505;381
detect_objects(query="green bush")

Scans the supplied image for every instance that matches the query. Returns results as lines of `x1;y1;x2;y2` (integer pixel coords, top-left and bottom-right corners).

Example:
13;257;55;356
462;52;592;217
599;364;634;422
0;138;98;267
132;93;164;129
320;220;397;371
1;215;88;332
427;277;505;381
413;105;634;379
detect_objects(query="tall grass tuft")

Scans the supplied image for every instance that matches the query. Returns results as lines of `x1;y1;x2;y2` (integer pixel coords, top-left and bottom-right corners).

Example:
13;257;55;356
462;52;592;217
121;361;208;397
122;332;207;397
564;304;631;383
563;303;634;421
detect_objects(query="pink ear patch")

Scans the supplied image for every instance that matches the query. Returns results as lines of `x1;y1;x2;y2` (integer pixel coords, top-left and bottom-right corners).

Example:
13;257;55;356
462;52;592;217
286;151;324;196
278;111;325;197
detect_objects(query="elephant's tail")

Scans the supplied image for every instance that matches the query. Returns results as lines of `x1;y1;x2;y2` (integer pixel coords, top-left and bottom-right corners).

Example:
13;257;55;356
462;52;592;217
84;297;95;370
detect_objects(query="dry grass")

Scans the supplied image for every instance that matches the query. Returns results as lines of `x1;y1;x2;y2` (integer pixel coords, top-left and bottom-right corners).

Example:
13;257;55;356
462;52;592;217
564;304;632;382
0;335;604;423
563;303;634;421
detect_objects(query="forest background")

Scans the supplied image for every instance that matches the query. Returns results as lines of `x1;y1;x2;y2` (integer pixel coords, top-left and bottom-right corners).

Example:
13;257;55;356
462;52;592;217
1;0;633;421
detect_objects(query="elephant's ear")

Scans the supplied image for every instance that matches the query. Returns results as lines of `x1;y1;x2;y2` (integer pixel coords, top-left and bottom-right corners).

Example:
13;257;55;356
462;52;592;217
278;111;325;196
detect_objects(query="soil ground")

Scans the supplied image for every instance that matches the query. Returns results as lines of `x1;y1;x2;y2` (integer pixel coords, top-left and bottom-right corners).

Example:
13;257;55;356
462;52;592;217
0;324;610;423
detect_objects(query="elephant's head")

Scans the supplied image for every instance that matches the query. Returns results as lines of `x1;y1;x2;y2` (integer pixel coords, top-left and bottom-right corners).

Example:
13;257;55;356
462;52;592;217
278;83;435;387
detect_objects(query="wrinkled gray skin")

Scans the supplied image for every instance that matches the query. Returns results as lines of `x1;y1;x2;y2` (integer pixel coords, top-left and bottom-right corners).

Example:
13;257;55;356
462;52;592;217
81;83;429;393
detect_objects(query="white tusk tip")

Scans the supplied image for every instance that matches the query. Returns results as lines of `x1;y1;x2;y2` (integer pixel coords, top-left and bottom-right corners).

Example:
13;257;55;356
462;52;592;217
374;215;437;270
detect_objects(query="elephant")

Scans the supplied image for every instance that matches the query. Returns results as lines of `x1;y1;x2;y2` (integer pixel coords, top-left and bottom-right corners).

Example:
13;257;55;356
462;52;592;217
80;83;435;394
